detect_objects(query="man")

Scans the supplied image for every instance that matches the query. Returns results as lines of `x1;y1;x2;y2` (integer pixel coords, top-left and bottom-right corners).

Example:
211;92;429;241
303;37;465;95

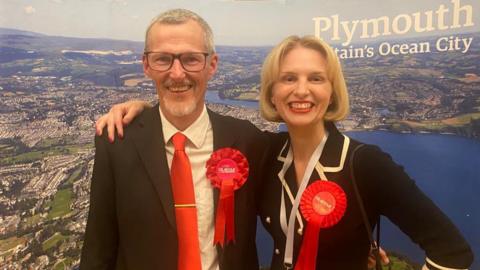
80;9;267;270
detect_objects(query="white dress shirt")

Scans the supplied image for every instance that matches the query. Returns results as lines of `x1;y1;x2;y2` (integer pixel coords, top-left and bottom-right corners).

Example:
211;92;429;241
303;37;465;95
159;105;219;270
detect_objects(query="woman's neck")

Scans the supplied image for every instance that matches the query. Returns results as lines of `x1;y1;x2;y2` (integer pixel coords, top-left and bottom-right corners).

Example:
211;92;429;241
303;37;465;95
287;122;326;186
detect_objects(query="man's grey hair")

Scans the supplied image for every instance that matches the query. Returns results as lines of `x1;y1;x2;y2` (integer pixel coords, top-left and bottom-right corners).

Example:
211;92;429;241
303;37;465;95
144;9;215;53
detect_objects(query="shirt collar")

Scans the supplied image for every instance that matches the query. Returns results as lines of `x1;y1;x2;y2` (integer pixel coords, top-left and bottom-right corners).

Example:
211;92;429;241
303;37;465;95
159;105;211;148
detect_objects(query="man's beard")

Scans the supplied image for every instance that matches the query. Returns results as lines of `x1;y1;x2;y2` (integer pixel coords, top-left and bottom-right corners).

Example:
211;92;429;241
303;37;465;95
161;79;197;117
162;95;197;117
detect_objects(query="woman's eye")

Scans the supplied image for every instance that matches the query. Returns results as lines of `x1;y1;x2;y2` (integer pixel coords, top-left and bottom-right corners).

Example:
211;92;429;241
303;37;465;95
281;75;296;83
310;76;325;83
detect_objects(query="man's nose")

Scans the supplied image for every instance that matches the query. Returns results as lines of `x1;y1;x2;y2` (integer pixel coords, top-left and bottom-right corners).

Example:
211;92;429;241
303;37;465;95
169;59;186;80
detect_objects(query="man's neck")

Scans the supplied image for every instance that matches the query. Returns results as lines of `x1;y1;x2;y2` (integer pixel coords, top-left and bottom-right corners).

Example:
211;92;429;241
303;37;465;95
160;106;204;131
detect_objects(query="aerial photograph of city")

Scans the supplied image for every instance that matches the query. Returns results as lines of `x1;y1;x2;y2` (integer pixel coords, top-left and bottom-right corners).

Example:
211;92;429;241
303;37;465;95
0;0;479;269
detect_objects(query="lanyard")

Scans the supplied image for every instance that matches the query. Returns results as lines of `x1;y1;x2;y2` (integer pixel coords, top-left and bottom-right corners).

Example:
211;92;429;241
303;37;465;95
279;134;328;268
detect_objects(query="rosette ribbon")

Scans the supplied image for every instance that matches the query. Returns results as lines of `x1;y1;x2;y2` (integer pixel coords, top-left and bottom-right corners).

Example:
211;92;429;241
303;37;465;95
206;147;249;246
295;180;347;270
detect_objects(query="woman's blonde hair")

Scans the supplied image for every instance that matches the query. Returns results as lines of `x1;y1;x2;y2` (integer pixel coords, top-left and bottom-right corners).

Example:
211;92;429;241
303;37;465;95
260;35;349;122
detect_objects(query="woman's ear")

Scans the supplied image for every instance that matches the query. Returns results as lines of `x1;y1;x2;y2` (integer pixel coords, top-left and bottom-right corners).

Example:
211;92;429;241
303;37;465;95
270;96;276;109
270;88;276;106
329;91;334;105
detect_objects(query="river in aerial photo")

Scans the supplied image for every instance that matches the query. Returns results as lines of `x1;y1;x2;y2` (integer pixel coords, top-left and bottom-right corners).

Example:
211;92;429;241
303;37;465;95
206;91;480;268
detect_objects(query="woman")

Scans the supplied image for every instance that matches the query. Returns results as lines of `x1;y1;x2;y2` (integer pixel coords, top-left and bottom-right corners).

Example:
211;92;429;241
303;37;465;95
256;36;472;269
95;36;473;269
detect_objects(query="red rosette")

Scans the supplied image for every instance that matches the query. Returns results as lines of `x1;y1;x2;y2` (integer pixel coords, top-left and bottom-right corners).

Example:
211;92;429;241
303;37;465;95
295;180;347;270
206;147;248;190
300;180;347;227
206;148;249;246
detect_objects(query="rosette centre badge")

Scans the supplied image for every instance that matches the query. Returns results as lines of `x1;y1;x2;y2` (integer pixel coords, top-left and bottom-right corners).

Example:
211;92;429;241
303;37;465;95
216;159;238;180
312;191;336;216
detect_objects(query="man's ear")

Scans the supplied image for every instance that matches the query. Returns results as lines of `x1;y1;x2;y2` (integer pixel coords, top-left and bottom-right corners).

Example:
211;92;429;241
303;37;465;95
143;54;152;78
207;53;218;79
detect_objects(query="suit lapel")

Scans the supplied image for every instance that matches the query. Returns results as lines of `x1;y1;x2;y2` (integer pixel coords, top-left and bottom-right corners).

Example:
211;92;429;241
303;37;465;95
208;109;240;263
209;109;238;150
208;109;240;204
318;122;349;172
131;105;176;229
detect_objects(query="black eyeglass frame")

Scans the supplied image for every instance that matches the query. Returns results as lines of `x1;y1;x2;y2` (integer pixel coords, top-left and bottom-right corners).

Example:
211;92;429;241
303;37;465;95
144;51;210;72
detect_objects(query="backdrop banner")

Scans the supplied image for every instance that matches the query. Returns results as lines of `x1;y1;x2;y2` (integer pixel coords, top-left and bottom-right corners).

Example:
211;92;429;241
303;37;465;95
0;0;478;269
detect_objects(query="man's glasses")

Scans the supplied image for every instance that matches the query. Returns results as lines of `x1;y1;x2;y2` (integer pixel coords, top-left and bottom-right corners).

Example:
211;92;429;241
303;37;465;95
144;52;210;72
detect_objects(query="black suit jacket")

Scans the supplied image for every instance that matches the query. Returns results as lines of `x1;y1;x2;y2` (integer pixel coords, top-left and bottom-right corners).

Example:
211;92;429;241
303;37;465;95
81;105;268;270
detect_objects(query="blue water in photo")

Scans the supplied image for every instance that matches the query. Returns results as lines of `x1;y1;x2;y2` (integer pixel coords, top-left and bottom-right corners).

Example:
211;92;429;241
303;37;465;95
346;131;479;268
206;90;258;108
206;93;480;268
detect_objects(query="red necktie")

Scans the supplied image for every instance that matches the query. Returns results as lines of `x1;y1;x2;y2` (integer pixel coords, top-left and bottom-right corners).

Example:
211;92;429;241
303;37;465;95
170;132;202;270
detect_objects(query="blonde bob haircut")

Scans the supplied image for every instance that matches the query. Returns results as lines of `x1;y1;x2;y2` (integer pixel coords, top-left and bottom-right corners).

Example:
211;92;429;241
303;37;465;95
260;35;349;123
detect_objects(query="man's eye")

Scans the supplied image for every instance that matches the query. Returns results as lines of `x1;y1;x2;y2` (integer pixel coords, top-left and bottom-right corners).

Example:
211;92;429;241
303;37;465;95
153;55;171;64
182;55;202;65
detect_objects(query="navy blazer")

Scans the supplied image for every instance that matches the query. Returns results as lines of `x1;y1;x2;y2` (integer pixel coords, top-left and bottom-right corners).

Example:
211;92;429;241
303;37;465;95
259;122;473;270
